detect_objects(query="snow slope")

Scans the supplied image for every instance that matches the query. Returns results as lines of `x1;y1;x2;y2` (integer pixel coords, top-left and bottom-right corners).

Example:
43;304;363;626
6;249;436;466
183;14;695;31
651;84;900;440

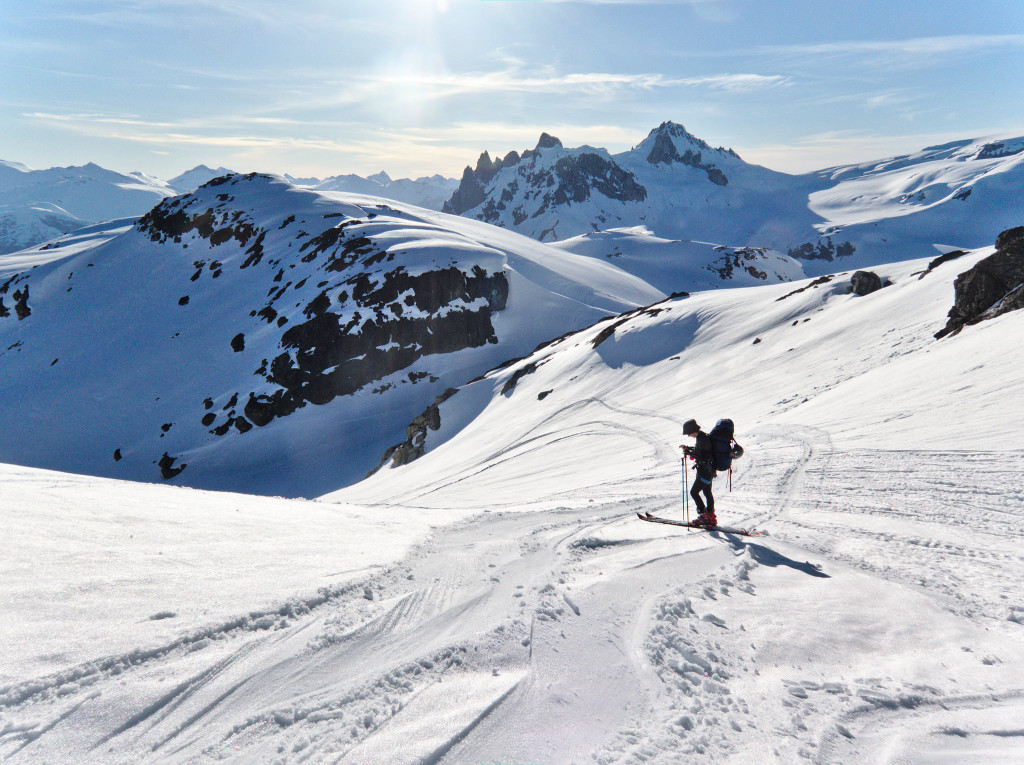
0;173;661;496
551;226;806;294
3;241;1023;763
808;135;1024;271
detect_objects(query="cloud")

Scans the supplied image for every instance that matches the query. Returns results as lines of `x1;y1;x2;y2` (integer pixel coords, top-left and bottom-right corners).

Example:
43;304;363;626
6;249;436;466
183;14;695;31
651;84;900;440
759;34;1024;70
283;66;790;116
675;74;790;92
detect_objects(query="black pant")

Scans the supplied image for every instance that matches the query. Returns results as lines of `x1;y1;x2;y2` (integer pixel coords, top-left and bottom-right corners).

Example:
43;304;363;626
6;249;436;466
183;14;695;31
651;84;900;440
690;468;714;515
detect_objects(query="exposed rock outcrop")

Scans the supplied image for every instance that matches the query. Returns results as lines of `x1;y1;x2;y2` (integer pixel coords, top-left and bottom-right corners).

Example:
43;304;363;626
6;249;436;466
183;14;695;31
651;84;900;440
850;271;883;296
370;387;459;473
936;226;1024;338
243;265;509;428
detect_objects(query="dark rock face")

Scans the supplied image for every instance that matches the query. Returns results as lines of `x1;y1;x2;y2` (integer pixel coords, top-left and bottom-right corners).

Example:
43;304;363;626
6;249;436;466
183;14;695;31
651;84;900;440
2;275;31;320
936;226;1024;338
551;153;647;206
443;133;645;223
13;286;31;319
851;270;883;296
443;151;516;215
443;166;490;216
707;247;774;281
646;127;729;186
243;265;509;428
536;132;562;150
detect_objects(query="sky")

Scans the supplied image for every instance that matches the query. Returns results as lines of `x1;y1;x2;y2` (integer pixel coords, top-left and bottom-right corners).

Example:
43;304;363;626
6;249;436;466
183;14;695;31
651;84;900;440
2;0;1023;181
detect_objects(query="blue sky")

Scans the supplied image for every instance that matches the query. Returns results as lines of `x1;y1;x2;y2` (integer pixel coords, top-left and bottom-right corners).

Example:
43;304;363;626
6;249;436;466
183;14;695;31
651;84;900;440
2;0;1023;180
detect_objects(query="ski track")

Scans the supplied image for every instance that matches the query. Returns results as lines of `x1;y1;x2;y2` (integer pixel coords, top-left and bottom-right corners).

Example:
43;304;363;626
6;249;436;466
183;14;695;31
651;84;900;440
2;429;1024;763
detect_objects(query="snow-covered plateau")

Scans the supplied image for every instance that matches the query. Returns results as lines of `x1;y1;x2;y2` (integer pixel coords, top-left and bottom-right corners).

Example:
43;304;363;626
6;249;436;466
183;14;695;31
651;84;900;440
2;191;1023;764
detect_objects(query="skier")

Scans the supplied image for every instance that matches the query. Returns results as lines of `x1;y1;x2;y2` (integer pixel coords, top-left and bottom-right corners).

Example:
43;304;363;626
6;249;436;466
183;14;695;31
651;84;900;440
681;419;717;527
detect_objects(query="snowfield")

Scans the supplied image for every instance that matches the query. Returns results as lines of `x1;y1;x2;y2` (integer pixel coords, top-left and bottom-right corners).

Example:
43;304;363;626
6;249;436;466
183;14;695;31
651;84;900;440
2;242;1024;763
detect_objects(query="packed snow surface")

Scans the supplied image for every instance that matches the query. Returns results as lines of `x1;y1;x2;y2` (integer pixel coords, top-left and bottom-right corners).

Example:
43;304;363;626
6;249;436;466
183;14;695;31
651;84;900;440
2;244;1024;763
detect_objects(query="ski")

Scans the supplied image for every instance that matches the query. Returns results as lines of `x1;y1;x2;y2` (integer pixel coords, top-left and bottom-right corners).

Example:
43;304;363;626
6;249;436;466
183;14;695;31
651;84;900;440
637;512;767;537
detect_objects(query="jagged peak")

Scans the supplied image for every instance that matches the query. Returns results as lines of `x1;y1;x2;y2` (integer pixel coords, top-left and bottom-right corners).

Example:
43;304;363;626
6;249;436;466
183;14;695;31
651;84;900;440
641;121;741;163
536;133;562;150
474;151;499;173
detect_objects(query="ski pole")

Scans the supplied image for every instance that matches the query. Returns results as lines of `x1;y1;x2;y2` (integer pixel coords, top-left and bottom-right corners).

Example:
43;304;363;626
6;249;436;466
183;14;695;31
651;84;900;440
682;455;689;524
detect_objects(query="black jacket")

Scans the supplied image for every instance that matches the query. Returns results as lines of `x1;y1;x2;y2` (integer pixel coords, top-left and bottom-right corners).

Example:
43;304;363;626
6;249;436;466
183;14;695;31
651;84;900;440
692;431;714;473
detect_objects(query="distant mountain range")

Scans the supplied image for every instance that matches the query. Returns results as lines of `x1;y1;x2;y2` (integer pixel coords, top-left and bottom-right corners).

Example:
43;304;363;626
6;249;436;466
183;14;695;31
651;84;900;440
4;122;1021;278
0;162;458;256
442;122;1024;276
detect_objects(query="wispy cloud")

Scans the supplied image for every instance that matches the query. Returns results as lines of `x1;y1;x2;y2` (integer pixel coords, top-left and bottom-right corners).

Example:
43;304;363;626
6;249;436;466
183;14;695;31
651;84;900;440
386;69;789;97
675;74;790;91
275;65;791;116
759;34;1024;69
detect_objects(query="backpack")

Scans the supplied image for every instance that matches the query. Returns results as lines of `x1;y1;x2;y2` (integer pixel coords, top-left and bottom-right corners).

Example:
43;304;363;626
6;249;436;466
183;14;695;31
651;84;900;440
708;418;738;472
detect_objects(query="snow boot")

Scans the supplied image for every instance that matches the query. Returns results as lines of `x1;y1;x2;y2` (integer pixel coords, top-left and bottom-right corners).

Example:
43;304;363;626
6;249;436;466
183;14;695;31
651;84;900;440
694;513;717;527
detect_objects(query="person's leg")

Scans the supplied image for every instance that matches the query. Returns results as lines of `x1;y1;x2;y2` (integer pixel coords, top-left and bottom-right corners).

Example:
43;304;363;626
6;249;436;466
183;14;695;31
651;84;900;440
694;470;716;524
690;476;706;514
703;482;715;516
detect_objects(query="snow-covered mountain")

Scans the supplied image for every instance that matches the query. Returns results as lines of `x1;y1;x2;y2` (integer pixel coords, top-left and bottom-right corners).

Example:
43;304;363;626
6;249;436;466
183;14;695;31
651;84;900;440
443;123;822;246
306;171;459;212
444;122;1024;278
0;162;459;257
0;172;661;497
3;226;1023;764
166;164;235;194
0;160;175;255
808;135;1024;268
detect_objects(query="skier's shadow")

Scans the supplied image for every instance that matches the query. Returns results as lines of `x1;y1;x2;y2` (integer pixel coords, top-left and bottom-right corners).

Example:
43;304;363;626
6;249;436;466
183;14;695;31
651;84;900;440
716;535;830;578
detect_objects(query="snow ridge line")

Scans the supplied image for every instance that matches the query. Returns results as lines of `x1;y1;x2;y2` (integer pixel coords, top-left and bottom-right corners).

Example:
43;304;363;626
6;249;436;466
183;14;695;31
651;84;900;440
0;575;383;709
